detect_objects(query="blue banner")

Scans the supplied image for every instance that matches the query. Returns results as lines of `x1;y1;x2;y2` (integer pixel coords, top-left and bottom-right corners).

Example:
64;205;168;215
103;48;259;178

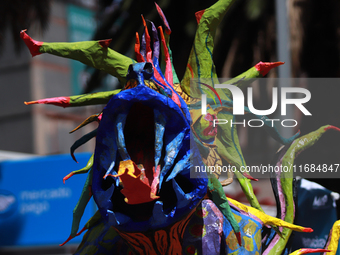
0;152;95;246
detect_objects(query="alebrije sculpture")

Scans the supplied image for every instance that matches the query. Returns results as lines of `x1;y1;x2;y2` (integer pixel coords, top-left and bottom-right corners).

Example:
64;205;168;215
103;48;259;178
20;0;340;254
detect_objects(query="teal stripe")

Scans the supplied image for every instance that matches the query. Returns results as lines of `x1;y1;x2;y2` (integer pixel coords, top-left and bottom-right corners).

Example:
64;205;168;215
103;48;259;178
205;31;214;81
204;31;232;102
193;45;203;94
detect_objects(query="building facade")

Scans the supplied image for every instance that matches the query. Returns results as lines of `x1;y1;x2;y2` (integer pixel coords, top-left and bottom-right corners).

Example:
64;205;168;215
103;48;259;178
0;0;101;155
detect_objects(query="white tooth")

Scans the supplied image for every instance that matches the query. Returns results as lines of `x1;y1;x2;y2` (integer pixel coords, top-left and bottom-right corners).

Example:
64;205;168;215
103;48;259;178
115;113;130;161
104;161;118;184
100;130;119;182
107;210;122;225
158;131;185;189
111;211;131;226
166;151;190;182
154;109;166;169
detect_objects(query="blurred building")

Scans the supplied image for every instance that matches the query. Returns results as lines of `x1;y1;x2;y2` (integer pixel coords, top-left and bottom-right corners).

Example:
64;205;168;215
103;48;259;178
0;0;101;156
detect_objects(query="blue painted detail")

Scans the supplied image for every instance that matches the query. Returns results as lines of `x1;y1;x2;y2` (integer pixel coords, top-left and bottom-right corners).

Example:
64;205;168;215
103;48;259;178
92;81;208;232
154;109;166;168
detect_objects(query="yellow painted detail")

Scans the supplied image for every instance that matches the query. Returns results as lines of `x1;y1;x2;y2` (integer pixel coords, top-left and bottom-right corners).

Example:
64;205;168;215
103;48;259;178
243;235;254;251
116;160;138;178
243;219;257;236
228;197;309;232
325;220;340;255
226;231;239;251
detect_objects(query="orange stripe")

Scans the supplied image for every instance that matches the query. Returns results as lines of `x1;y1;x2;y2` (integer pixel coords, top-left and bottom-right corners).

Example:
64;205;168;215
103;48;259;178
141;15;152;62
134;33;145;62
187;63;194;78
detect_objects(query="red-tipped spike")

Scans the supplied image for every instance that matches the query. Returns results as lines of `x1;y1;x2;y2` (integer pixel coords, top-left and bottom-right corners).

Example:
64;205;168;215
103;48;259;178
59;235;73;246
98;39;112;48
242;172;258;181
141;15;152;62
298;248;331;254
195;9;206;24
24;101;38;105
59;227;87;247
302;227;313;233
135;32;145;62
325;125;340;132
97;113;103;122
20;29;43;57
158;26;173;86
71;152;78;163
24;97;71;107
63;172;74;184
154;2;171;34
254;61;285;76
75;226;87;236
235;231;242;246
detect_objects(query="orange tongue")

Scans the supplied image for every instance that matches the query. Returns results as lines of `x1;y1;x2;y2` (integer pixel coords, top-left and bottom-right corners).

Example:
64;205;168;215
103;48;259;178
115;160;160;204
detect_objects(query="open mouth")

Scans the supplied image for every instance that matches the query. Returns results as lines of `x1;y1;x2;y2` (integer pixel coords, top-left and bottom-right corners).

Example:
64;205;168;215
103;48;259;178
92;85;207;232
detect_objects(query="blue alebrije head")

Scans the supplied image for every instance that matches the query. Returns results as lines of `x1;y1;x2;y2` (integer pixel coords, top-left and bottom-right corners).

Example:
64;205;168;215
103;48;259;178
92;64;207;232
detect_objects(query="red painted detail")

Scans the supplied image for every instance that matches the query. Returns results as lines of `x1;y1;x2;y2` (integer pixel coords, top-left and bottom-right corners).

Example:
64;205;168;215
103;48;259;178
150;165;160;195
24;101;38;105
242;172;258;182
20;29;43;57
59;235;73;246
235;231;242;246
195;9;206;24
63;172;74;184
71;152;78;163
103;173;116;179
158;26;173;85
97;113;103;122
59;226;88;246
186;245;196;254
134;32;145;62
203;113;218;137
298;248;331;254
153;66;167;87
198;82;223;106
98;39;112;48
302;227;313;233
254;61;285;76
88;186;92;198
190;224;204;237
325;125;340;132
158;26;183;108
152;63;179;104
75;226;87;237
141;15;152;62
187;64;194;78
155;2;171;34
25;96;71;108
119;165;159;205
